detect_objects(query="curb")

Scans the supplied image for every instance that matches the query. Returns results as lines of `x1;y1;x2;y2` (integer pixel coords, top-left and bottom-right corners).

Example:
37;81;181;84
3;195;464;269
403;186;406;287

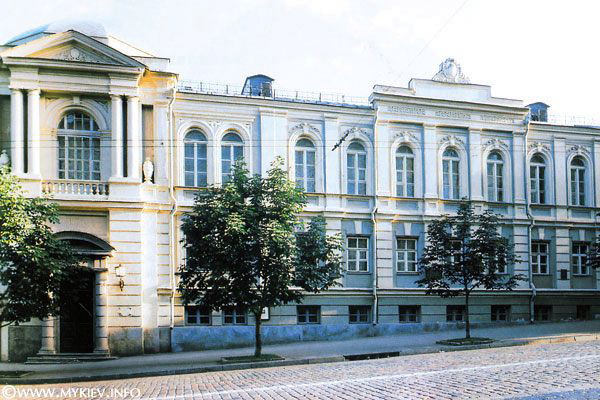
3;334;599;385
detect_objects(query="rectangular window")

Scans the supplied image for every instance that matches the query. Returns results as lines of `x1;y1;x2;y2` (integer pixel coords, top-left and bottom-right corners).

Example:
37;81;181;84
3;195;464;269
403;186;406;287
577;305;591;320
58;135;101;181
398;306;420;323
572;242;589;276
534;305;552;321
223;306;246;325
347;237;369;272
297;305;320;324
349;305;371;324
531;242;549;275
396;238;417;273
491;305;510;322
446;305;465;322
185;306;211;325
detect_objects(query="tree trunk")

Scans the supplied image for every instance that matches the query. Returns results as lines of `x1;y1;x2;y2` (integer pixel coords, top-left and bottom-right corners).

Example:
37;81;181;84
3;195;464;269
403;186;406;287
254;312;262;357
465;292;471;339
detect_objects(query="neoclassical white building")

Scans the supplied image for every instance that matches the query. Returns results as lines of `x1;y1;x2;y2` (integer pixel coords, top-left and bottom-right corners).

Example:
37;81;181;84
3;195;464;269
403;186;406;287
0;21;599;362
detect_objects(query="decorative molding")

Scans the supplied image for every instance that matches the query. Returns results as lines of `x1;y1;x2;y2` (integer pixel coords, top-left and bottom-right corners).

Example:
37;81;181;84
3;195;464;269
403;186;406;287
54;46;116;64
343;126;369;138
528;141;551;154
439;134;465;148
482;138;509;152
207;120;222;129
289;122;320;136
568;144;590;157
432;58;470;84
392;129;418;144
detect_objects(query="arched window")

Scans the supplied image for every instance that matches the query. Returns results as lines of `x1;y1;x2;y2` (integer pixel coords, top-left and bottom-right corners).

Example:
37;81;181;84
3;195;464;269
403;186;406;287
221;132;244;183
570;156;586;206
347;141;367;195
184;130;207;187
530;154;546;204
57;111;100;181
487;151;504;202
442;148;460;200
396;146;414;197
295;138;316;192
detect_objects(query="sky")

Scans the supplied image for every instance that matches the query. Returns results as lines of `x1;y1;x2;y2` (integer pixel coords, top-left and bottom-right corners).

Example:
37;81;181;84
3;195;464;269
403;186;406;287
1;0;599;119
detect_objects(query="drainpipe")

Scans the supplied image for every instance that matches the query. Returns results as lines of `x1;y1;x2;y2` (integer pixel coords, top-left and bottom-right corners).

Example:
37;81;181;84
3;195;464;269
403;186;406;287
371;121;379;326
167;86;178;342
523;117;536;323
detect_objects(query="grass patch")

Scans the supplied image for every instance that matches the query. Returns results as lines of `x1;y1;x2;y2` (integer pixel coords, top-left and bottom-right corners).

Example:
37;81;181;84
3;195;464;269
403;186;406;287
436;337;495;346
221;354;284;364
0;371;31;378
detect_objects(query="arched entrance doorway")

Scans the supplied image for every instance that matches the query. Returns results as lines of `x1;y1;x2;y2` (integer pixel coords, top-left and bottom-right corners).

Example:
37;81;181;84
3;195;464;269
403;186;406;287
55;232;114;355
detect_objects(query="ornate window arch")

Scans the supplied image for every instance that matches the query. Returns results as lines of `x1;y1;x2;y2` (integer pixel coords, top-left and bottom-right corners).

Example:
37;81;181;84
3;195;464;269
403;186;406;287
220;131;244;183
294;138;316;192
57;111;101;181
184;130;208;187
395;145;415;197
288;122;323;193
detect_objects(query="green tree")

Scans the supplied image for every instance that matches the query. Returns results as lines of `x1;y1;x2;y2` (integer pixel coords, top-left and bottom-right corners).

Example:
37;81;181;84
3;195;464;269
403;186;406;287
416;201;524;338
179;158;343;357
0;166;82;328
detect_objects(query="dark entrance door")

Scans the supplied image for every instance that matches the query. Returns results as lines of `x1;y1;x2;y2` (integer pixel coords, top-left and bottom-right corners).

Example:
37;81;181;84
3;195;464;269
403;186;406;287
60;267;95;353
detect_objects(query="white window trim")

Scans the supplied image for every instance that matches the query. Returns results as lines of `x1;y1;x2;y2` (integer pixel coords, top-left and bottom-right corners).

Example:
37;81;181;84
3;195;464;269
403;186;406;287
293;138;318;193
346;236;370;272
341;129;373;196
287;125;323;193
567;154;592;207
571;242;590;276
183;131;208;187
389;137;423;198
396;237;418;273
486;152;504;202
527;150;554;205
438;144;468;201
531;241;550;275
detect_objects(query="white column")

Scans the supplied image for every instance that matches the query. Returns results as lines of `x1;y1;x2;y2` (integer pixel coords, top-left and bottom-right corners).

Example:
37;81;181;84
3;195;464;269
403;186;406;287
111;95;123;179
10;89;24;175
27;89;41;177
37;317;56;355
94;269;109;354
127;96;141;180
469;128;483;201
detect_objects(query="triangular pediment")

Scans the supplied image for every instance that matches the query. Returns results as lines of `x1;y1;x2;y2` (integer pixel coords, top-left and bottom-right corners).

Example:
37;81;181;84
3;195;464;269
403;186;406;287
1;30;146;69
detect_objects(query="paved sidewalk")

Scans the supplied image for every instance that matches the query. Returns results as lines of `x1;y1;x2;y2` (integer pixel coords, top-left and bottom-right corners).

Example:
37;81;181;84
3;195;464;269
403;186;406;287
2;320;600;383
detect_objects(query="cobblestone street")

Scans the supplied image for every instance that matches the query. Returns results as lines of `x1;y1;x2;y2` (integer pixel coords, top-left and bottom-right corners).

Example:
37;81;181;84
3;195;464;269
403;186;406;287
4;340;600;399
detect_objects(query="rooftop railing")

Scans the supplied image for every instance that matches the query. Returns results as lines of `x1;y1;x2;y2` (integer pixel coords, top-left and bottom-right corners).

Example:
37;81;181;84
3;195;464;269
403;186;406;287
546;114;600;128
177;80;371;108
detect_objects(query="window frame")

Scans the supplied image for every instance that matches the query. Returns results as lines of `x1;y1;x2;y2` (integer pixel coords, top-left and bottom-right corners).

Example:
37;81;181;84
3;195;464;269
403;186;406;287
491;305;510;322
442;148;460;200
294;138;316;193
446;305;465;322
185;305;212;325
57;111;102;181
346;141;367;195
221;131;244;184
349;305;371;324
346;236;370;272
486;151;504;202
569;156;586;206
534;305;552;322
222;306;247;325
571;241;590;276
395;145;415;198
398;305;420;323
529;154;547;204
183;130;208;187
396;237;418;273
531;241;549;275
297;305;321;325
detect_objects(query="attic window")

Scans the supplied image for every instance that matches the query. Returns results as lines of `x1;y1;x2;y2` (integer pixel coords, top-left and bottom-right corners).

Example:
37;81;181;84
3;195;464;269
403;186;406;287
58;111;98;131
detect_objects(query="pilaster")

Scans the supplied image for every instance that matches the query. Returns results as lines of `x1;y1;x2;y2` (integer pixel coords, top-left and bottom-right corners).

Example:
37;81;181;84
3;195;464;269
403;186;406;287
468;128;483;201
127;96;141;180
10;89;24;175
26;89;41;178
110;95;123;180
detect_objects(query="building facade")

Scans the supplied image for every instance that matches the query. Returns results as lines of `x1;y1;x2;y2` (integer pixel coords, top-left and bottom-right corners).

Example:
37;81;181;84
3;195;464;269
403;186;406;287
0;21;599;362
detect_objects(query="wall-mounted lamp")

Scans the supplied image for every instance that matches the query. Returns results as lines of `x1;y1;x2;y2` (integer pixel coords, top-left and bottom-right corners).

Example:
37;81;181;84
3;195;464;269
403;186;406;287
115;264;125;291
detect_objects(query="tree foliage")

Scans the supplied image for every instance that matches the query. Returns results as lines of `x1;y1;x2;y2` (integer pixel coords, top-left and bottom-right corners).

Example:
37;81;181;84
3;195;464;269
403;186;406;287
179;158;343;356
0;166;82;326
416;201;524;338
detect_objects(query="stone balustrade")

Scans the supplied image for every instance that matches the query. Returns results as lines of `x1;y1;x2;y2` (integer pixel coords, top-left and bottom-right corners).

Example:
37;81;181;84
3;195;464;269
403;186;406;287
42;180;110;197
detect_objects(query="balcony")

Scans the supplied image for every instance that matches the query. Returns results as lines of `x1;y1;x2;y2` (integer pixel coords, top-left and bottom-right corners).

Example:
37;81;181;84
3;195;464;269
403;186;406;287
42;180;110;199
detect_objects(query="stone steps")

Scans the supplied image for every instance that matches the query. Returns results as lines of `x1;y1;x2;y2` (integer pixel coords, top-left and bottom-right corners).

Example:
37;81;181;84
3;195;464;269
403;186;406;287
25;353;117;364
